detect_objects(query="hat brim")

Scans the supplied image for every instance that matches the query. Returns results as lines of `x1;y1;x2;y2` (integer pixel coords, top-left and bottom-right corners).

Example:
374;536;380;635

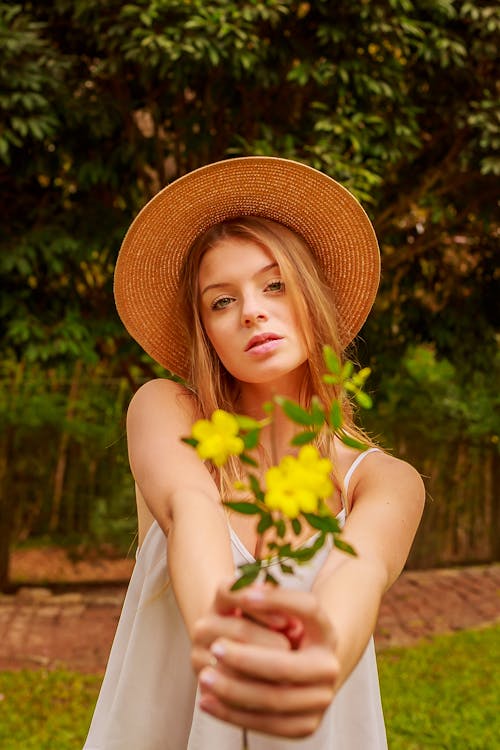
114;156;380;379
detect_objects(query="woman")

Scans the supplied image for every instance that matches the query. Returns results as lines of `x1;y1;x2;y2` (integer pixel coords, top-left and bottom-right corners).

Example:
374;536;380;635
84;157;424;749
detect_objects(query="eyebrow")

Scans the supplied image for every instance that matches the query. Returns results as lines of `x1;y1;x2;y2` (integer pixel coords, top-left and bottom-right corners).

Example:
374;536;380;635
200;262;279;297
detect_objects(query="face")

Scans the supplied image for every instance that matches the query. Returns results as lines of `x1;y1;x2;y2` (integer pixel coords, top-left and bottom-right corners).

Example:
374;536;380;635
198;238;308;391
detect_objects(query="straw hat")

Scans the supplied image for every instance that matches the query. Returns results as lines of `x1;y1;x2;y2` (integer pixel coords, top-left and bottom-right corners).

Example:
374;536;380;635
114;156;380;379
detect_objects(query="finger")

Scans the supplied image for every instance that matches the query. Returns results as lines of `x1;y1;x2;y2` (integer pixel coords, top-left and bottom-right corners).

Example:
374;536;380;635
214;583;290;631
193;613;291;650
212;578;241;616
199;665;334;715
191;614;290;674
191;644;218;674
199;693;324;739
282;616;305;649
210;639;339;686
217;585;335;645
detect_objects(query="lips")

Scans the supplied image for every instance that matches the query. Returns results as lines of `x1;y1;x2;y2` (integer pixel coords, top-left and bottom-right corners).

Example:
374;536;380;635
245;333;282;352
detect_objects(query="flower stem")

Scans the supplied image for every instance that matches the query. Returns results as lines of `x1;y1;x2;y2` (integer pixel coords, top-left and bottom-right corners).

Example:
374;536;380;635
242;727;249;749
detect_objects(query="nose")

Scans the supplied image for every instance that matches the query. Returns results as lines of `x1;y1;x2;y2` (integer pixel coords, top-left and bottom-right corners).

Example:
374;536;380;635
241;294;268;327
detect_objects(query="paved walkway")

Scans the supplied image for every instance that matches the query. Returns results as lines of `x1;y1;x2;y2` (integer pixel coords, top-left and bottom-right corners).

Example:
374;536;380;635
0;565;498;673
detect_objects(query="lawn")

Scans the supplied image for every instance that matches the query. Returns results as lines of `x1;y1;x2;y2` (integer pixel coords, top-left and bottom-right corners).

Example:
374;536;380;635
379;625;500;749
0;626;498;749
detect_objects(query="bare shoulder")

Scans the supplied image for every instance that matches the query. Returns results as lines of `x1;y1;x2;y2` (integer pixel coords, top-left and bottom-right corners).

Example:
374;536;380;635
128;378;199;428
359;450;423;485
352;449;425;508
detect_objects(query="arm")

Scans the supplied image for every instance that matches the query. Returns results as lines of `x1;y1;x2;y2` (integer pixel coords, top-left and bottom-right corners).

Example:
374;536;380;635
126;378;235;638
193;452;425;737
312;451;425;686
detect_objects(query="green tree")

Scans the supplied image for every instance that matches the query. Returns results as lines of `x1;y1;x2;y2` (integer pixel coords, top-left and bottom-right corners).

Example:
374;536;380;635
2;1;496;367
0;0;497;586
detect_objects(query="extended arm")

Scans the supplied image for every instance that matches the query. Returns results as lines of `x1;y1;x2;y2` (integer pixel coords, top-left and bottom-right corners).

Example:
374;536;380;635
126;378;235;638
192;451;425;737
312;451;425;685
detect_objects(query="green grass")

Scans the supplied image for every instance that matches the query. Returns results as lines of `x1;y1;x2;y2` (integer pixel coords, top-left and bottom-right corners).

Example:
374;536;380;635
0;670;101;750
0;626;498;749
379;625;500;749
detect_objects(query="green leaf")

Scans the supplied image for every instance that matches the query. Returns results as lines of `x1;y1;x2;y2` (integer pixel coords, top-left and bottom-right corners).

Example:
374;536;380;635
276;519;286;538
333;538;357;556
240;453;258;467
323;345;341;374
355;391;373;409
249;474;265;502
242;428;260;450
303;513;340;533
277;542;292;556
291;518;302;535
276;398;318;426
224;501;261;515
323;373;340;385
257;514;273;534
264;572;278;585
235;414;262;430
342;362;354;379
329;401;343;429
280;562;294;575
231;566;260;590
337;432;369;451
310;397;326;426
354;367;371;384
291;430;318;446
290;546;318;562
181;437;198;448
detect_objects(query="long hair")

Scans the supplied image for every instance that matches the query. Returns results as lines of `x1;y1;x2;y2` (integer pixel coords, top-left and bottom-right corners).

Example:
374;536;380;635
178;216;376;497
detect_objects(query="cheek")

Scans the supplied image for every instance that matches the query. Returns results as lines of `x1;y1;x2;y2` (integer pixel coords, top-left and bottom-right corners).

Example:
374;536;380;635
201;316;230;358
284;301;306;338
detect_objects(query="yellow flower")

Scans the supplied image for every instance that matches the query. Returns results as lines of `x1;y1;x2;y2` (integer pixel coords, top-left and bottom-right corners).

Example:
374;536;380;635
264;445;333;519
191;410;244;467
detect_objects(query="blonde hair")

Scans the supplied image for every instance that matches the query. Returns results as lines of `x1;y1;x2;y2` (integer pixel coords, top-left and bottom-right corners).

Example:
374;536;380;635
178;216;375;496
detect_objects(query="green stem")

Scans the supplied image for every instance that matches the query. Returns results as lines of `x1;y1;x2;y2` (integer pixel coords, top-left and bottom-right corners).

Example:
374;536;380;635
270;400;279;466
255;403;278;563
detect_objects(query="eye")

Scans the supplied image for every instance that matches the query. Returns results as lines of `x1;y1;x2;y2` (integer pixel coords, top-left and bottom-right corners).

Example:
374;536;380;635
265;279;285;293
211;295;235;311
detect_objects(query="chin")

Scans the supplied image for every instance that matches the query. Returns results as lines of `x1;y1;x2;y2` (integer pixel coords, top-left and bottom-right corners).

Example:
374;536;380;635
243;363;308;389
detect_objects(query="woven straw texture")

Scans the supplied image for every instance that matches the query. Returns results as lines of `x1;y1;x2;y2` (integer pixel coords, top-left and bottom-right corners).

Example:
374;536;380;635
114;157;380;379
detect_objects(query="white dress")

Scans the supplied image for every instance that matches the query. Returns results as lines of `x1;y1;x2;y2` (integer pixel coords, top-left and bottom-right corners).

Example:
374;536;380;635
84;448;387;749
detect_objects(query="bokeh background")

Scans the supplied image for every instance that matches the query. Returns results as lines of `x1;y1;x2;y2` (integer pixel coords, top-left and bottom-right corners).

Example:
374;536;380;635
1;0;498;592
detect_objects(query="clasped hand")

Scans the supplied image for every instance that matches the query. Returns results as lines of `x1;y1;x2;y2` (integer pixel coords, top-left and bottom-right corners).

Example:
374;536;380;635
191;583;340;739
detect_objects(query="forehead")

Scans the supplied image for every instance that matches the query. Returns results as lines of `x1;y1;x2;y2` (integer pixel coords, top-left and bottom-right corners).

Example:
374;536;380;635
198;237;276;283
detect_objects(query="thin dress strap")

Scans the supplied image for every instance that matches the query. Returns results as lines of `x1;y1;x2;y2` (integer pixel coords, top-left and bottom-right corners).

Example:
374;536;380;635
342;447;381;514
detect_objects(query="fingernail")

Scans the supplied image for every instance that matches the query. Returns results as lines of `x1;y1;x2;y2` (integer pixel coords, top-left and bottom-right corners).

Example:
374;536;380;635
199;695;217;713
211;641;225;659
244;589;265;602
268;614;288;629
199;668;216;687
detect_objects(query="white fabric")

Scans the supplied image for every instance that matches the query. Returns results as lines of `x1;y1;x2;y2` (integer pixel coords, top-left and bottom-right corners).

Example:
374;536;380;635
84;449;387;749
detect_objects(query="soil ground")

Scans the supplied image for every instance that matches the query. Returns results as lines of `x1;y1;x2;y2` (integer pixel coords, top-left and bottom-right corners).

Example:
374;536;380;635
0;548;499;673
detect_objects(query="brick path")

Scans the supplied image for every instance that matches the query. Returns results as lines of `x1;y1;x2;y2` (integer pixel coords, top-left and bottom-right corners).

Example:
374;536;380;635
0;565;498;673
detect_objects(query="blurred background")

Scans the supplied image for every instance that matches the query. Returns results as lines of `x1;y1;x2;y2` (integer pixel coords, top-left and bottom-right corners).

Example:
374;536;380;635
1;0;498;592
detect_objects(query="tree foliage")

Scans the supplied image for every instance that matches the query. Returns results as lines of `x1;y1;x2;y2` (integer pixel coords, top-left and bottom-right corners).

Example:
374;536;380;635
1;0;497;376
0;1;498;584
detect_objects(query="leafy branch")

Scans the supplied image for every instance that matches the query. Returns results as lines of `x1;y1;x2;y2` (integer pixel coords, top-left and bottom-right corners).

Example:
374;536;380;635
184;346;373;589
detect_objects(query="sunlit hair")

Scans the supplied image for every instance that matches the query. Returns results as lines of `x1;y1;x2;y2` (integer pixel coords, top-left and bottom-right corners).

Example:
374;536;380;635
178;216;376;499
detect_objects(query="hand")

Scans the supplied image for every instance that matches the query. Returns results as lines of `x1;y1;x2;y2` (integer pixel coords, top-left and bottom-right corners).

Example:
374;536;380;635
196;583;340;739
191;581;292;676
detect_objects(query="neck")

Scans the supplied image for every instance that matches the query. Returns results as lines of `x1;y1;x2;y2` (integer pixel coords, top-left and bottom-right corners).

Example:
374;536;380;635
236;366;309;419
237;374;310;465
